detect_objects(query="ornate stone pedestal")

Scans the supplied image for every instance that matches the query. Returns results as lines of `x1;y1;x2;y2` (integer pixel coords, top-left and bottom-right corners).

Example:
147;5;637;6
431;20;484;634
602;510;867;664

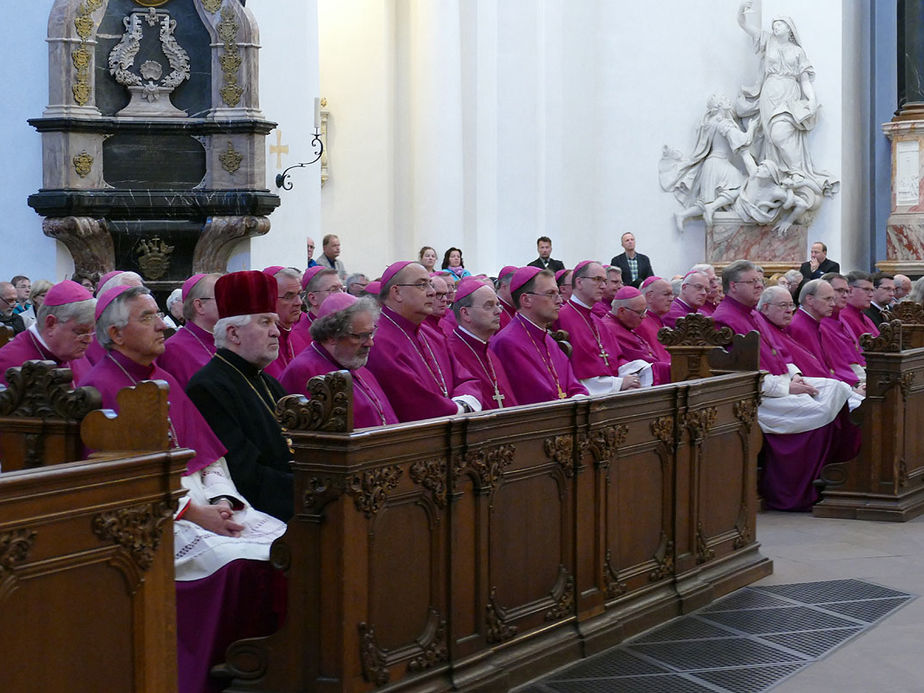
705;212;806;274
880;119;924;277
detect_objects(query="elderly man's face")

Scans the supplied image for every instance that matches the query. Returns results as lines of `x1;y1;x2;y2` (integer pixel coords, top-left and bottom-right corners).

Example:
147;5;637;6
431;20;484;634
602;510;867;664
275;274;303;328
306;237;315;260
621;233;636;252
347;277;368;297
728;269;764;308
847;280;874;309
574;263;606;304
0;285;17;316
605;269;623;299
616;295;648;330
761;292;796;328
390;264;435;323
112;295;167;364
680;273;709;308
645;280;674;316
462;285;502;339
44;315;94;362
804;282;836;319
330;310;376;370
324;236;341;258
430;277;450;317
233;313;280;368
829;277;849;310
307;273;344;311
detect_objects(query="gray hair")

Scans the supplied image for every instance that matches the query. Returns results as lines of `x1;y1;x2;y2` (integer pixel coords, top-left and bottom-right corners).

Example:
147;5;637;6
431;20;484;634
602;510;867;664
274;267;302;283
345;273;369;292
821;271;846;283
183;273;221;322
910;277;924;305
606;266;622;277
36;298;96;332
798;278;824;304
96;271;143;297
213;314;252;349
846;270;872;286
96;286;150;349
689;263;715;275
783;269;803;286
309;297;379;343
757;285;790;311
305;267;338;294
166;288;183;311
721;259;758;293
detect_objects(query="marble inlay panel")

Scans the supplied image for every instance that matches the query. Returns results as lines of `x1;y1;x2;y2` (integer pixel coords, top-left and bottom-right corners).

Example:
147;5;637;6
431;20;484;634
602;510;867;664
707;216;807;265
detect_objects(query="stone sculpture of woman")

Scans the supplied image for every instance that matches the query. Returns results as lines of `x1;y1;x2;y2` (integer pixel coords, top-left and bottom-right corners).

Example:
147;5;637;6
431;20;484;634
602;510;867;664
735;1;837;197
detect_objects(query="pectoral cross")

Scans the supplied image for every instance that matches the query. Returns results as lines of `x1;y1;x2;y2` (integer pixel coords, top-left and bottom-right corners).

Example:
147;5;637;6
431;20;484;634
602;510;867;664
270;129;289;169
492;389;505;408
599;348;610;367
557;386;567;399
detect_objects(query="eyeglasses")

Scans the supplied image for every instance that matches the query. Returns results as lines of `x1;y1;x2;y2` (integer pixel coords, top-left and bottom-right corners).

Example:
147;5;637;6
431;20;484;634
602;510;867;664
347;328;377;342
578;275;606;284
136;311;165;325
770;302;795;310
196;296;214;302
434;291;449;300
733;278;764;286
625;306;648;317
0;295;13;307
525;290;562;300
395;281;433;291
278;292;300;301
686;283;708;291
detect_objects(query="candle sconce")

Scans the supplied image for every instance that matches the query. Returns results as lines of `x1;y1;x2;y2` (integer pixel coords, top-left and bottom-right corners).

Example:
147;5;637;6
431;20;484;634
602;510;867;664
275;128;324;190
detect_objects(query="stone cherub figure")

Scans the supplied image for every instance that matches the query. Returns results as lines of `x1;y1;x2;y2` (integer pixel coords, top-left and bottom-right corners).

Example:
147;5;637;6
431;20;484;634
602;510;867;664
660;2;837;234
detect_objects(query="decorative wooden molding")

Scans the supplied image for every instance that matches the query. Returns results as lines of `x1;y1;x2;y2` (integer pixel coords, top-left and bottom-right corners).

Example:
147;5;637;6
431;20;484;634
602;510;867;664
302;476;344;515
275;371;353;433
409;457;449;508
543;435;574;477
0;360;100;419
657;313;734;346
860;320;902;353
485;587;518;644
648;532;674;581
544;565;575;621
407;609;449;673
733;502;752;549
900;371;915;401
882;302;924;324
682;407;718;443
0;529;36;579
650;415;675;450
464;443;516;494
582;424;628;471
603;550;627;598
708;331;761;373
81;381;171;452
733;398;757;430
91;500;174;571
357;622;389;686
346;466;402;518
695;520;715;564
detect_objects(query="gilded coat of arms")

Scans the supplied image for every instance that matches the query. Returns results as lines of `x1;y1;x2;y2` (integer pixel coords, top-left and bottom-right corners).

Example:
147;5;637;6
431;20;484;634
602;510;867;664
136;237;174;280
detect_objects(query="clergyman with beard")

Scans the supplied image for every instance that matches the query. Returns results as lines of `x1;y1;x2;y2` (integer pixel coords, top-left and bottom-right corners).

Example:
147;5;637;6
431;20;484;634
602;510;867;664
280;293;398;429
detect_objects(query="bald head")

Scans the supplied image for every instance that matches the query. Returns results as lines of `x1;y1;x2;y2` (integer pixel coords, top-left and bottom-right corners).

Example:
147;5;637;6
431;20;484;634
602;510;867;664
894;274;912;300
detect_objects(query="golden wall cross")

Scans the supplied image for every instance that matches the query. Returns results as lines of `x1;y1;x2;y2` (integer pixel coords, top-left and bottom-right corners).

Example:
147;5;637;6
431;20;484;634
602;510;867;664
270;129;289;169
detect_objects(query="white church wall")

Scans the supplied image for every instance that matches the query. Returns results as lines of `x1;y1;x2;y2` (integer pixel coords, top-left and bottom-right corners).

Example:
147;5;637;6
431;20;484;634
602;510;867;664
312;0;863;279
3;0;68;284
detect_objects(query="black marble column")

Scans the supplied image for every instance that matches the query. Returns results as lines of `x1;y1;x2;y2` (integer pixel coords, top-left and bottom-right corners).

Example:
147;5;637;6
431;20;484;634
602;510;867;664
898;0;924;117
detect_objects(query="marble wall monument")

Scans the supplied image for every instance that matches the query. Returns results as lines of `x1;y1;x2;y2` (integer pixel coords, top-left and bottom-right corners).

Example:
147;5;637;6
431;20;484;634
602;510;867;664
28;0;279;292
659;1;838;273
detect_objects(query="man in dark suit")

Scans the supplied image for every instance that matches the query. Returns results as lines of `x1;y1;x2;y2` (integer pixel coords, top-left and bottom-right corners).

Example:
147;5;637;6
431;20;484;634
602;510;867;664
527;236;565;272
610;232;653;289
864;272;895;327
799;242;840;282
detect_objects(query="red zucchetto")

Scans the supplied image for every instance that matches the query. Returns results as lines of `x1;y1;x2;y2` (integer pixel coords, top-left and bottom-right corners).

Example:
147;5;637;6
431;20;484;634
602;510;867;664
215;270;277;318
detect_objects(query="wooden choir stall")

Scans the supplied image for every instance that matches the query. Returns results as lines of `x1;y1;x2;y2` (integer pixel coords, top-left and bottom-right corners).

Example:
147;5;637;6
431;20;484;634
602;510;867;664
0;361;189;693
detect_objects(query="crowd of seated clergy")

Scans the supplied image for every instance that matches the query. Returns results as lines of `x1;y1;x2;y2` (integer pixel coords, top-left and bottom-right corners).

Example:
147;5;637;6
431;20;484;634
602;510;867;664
1;237;916;690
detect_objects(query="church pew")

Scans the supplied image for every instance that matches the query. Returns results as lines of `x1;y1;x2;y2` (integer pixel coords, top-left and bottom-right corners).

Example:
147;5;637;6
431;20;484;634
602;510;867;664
0;360;101;472
814;320;924;521
882;302;924;348
0;381;191;693
658;312;761;381
219;367;771;692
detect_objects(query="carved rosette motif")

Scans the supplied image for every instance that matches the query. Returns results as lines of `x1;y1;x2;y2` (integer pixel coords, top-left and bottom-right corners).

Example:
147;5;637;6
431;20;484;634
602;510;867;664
276;371;353;433
218;7;244;106
357;622;389;686
219;141;244;174
544;565;575;621
682;407;718;444
346;466;403;518
302;476;343;514
91;501;174;571
0;360;101;420
543;434;575;477
485;586;518;643
409;457;449;508
733;399;757;430
0;529;36;579
464;443;516;494
695;520;715;564
603;550;627;598
73;151;93;178
648;532;674;581
657;313;734;347
407;609;449;672
582;424;628;471
860;320;902;353
71;0;102;106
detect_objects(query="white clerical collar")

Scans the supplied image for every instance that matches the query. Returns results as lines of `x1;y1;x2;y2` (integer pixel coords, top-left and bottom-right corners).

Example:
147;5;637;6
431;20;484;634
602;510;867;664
571;296;593;309
458;325;488;344
798;306;819;323
27;323;51;349
871;301;886;310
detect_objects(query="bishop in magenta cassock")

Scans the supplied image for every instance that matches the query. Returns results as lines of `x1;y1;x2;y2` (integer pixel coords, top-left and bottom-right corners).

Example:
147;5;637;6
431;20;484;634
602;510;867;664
602;287;671;385
366;261;483;422
496;265;518;330
292;266;343;347
840;271;880;340
637;277;674;364
80;283;286;693
662;271;709;328
263;266;310;379
280;292;398;428
489;266;587;404
714;262;857;512
446;278;518;410
157;273;220;389
0;280;94;385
